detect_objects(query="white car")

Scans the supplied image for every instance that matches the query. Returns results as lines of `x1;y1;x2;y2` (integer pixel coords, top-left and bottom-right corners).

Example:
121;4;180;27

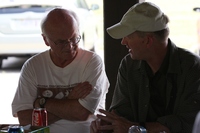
0;0;99;68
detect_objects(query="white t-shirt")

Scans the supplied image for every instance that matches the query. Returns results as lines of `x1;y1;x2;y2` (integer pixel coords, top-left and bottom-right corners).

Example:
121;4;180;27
12;48;109;133
193;112;200;133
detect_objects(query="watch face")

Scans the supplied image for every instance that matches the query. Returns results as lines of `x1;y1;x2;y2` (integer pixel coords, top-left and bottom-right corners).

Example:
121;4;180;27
40;98;45;105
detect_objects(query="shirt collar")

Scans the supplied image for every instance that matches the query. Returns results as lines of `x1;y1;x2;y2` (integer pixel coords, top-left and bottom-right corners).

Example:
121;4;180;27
138;38;181;75
166;38;182;75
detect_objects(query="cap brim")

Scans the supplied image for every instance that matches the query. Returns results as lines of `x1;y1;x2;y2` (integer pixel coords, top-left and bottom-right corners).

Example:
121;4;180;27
106;23;134;39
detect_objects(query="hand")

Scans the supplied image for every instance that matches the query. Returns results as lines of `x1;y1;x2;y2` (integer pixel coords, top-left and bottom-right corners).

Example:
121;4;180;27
90;109;134;133
68;81;92;99
90;118;111;133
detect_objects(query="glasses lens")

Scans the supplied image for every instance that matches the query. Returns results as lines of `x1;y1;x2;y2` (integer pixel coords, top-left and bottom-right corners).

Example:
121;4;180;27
51;35;81;47
74;35;81;44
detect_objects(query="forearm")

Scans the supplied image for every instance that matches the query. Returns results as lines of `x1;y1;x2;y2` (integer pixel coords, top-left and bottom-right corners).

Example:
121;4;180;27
17;109;61;126
17;109;33;126
145;122;170;133
47;112;61;125
45;98;92;121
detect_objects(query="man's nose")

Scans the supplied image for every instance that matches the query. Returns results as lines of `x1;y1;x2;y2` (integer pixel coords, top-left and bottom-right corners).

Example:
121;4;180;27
121;38;126;46
64;42;73;49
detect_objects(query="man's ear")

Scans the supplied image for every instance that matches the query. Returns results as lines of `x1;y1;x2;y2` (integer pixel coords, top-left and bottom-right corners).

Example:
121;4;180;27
42;34;50;46
146;35;153;48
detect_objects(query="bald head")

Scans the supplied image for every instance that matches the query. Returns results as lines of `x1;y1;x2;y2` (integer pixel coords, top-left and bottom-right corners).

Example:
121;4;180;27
41;8;79;37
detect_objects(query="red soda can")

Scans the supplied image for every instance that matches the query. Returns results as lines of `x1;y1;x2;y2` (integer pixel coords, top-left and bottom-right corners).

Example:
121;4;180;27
32;108;48;126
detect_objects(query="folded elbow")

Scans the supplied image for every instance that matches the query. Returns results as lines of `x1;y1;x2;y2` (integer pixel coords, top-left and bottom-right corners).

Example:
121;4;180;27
76;112;91;121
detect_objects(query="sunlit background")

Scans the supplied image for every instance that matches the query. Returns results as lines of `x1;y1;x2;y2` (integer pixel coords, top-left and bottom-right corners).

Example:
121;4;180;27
146;0;200;55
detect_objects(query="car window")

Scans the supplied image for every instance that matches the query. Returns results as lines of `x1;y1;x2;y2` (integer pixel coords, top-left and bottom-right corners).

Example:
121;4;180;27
74;0;89;10
0;5;57;14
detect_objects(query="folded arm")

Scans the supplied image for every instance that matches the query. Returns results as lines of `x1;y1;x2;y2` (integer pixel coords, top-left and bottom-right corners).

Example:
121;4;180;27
17;82;93;125
17;109;61;126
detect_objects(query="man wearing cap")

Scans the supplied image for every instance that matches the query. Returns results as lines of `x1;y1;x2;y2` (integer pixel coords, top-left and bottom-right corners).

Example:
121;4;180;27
90;2;200;133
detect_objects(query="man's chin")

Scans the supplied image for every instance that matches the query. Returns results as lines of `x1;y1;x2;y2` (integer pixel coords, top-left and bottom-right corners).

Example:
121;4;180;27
129;54;137;60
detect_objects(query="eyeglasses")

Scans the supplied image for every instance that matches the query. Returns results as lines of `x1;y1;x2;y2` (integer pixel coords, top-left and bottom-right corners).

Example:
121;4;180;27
48;35;81;47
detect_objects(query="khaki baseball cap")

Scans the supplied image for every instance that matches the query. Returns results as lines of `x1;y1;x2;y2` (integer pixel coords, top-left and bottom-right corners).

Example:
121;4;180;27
107;2;169;39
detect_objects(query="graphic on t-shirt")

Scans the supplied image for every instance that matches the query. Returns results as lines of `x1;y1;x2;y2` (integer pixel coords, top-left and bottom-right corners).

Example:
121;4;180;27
37;83;78;99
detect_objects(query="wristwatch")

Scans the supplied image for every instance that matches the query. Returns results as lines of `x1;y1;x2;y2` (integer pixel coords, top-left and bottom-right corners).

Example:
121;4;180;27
39;97;47;108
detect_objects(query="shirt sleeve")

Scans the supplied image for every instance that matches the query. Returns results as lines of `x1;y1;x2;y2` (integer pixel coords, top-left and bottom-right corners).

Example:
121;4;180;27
78;54;109;114
193;111;200;133
11;61;37;117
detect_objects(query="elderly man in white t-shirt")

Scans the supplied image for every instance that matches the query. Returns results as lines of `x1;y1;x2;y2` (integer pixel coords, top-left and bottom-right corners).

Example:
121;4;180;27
11;8;109;133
